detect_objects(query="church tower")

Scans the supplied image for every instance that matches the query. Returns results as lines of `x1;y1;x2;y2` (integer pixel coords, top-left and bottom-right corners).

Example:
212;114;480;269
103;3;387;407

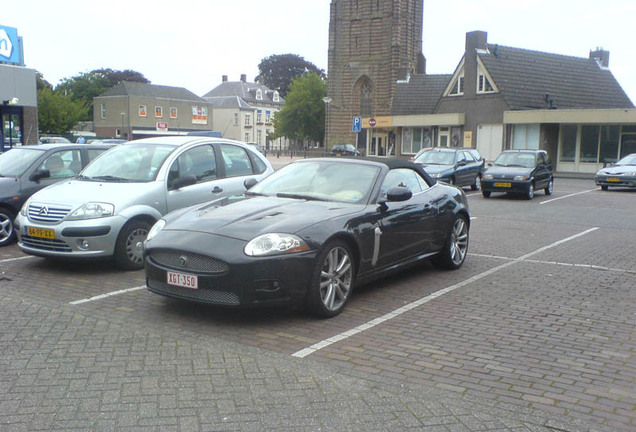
326;0;425;149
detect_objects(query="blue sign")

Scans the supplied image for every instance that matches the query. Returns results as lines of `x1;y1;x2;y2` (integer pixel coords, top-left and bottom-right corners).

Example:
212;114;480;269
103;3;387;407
352;116;362;133
0;25;21;65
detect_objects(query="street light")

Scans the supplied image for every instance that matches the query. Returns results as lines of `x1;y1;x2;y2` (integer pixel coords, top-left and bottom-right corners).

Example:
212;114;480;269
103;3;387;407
120;113;125;138
322;96;332;149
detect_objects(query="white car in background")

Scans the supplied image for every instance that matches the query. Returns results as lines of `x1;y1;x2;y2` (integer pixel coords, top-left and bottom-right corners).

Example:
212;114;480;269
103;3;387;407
15;137;274;269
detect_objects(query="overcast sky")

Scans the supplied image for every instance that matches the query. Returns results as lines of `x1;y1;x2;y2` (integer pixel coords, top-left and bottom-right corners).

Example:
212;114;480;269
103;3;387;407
4;0;636;102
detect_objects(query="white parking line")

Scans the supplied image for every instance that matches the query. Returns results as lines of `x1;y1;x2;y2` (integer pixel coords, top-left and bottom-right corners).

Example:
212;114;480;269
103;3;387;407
292;227;599;358
470;253;636;275
540;188;597;204
69;285;146;305
0;256;35;264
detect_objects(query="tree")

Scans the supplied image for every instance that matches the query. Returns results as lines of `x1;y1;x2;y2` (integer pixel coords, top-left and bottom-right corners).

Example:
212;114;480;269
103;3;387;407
37;87;88;135
36;72;52;91
271;73;327;147
256;54;324;98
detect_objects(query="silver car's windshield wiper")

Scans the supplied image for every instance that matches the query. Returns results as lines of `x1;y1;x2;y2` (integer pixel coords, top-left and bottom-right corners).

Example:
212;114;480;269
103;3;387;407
92;175;130;182
276;192;329;202
76;174;92;180
244;191;268;197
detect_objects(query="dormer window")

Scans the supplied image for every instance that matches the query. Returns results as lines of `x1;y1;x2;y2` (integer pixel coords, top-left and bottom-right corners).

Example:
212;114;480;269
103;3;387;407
256;89;263;100
449;72;464;96
476;61;497;94
273;91;280;102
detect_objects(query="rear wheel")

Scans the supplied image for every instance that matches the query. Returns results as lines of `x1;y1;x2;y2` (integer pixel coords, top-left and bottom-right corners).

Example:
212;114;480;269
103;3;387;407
601;185;609;191
307;240;354;318
433;214;469;270
544;179;553;195
0;208;16;247
114;220;151;270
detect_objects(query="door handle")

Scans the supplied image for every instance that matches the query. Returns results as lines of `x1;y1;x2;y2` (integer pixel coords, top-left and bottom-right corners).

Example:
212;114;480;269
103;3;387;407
212;186;223;194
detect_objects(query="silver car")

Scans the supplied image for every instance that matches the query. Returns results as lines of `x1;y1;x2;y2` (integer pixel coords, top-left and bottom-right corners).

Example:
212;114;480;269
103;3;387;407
15;137;274;269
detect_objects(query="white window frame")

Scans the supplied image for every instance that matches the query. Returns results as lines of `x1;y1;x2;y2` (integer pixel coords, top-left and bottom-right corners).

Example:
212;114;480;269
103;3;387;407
100;103;106;119
476;59;498;94
444;59;465;97
256;89;263;100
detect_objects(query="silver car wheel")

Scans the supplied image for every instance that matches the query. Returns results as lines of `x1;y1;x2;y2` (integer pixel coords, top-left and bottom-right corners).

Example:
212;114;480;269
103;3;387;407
0;212;14;245
319;246;353;312
125;227;148;265
449;217;469;266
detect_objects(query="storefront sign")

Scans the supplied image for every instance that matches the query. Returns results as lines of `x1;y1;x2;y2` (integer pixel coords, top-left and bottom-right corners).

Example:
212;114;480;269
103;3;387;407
0;25;22;65
192;106;208;125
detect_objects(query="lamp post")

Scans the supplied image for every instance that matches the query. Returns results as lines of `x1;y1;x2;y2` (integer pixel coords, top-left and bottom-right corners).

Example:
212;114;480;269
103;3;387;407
322;97;332;150
120;113;125;138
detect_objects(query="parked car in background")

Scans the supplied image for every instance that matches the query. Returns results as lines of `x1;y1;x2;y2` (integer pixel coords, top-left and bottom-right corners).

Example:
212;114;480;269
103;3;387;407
330;144;361;156
144;157;470;318
414;148;484;190
594;153;636;191
88;139;128;145
0;143;114;246
38;137;71;144
15;137;274;270
481;149;553;199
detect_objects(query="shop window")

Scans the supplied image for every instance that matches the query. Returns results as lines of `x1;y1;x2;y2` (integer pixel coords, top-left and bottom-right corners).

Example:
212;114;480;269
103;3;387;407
579;125;600;163
560;125;577;162
512;124;539;149
599;126;620;164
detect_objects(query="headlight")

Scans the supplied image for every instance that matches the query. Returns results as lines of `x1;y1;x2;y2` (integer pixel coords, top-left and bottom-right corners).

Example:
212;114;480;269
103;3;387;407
622;172;636;176
483;174;493;180
146;219;166;242
244;233;310;256
514;175;528;181
66;202;114;220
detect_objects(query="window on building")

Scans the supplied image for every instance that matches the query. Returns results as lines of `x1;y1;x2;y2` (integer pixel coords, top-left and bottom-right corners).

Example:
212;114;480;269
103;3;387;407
448;72;464;96
257;130;262;145
599;126;620;164
273;91;280;102
155;106;163;118
477;69;496;94
257;110;262;123
560;125;577;162
512;124;539;149
579;125;600;163
234;113;239;126
401;127;432;154
265;110;271;123
139;105;147;117
360;79;373;117
170;107;178;119
100;103;106;119
245;114;251;126
621;126;636;158
245;132;250;142
256;89;263;100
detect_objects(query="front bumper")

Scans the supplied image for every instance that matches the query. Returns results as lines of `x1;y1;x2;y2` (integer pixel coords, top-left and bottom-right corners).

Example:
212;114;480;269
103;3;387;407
145;230;318;308
15;213;127;258
595;175;636;188
481;179;531;194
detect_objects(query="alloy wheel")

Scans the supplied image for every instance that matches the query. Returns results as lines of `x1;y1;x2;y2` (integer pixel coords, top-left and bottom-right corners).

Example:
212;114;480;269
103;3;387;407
319;246;353;312
449;217;469;266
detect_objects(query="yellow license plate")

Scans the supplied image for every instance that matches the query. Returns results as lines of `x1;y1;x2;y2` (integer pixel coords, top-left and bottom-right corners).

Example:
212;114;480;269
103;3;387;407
606;177;620;182
494;182;512;187
27;227;55;239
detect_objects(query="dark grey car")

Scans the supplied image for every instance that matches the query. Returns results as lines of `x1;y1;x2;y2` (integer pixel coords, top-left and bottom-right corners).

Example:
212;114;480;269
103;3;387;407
414;148;485;190
481;150;553;199
0;143;113;245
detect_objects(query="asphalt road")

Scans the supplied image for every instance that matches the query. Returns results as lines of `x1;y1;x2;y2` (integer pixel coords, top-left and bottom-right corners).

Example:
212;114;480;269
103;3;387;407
0;176;634;431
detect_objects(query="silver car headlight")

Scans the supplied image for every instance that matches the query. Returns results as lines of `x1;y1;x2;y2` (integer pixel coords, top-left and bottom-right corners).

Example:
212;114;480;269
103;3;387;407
66;202;115;220
244;233;310;256
146;219;166;242
514;175;528;181
483;174;493;180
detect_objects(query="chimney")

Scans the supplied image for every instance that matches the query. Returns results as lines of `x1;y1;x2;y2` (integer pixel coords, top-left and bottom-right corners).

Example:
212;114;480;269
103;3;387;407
222;75;228;82
240;74;247;83
589;48;610;67
466;30;488;51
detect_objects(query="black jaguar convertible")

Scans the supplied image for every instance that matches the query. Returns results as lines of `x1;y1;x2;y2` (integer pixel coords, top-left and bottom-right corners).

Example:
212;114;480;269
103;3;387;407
144;157;470;318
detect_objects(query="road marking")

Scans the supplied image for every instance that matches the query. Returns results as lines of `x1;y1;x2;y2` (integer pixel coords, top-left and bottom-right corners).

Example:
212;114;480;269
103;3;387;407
469;253;636;275
540;188;596;204
0;256;35;264
292;227;599;358
69;285;146;305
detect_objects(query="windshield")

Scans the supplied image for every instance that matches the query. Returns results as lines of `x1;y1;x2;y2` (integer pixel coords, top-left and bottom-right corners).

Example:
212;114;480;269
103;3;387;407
493;152;536;168
616;154;636;165
80;143;174;182
415;150;456;165
249;160;380;204
0;148;46;177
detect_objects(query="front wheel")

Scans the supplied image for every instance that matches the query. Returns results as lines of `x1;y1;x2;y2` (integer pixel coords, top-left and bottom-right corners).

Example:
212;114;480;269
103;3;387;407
544;179;553;195
114;220;151;270
526;183;535;200
471;175;481;191
601;185;609;191
433;214;469;270
482;190;491;198
307;240;354;318
0;208;16;247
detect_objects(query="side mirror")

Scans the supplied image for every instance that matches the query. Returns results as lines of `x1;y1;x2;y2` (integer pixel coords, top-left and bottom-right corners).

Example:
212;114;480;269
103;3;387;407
385;187;412;202
244;177;258;190
171;174;197;190
457;160;467;166
487;162;493;167
29;169;51;182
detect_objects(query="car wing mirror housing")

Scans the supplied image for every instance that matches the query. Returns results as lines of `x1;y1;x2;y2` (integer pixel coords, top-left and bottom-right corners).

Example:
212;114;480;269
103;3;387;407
29;169;51;182
171;174;197;190
243;177;258;190
384;187;413;203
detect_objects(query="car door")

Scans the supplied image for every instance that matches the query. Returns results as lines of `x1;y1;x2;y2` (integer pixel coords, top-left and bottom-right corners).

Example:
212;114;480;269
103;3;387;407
374;168;439;267
215;144;260;196
166;144;222;212
454;151;473;186
21;149;83;199
533;152;550;188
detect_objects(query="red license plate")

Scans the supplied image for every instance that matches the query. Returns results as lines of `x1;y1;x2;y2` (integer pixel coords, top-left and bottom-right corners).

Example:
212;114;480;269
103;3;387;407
167;271;198;289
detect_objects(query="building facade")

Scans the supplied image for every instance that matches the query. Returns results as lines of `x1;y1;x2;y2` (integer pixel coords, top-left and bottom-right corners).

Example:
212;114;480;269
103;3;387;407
325;0;425;154
203;74;286;150
93;82;215;140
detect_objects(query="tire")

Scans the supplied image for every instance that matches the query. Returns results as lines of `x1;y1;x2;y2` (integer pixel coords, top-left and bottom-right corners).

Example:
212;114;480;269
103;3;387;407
306;240;354;318
0;208;16;247
471;175;481;191
449;177;456;186
601;185;609;191
544;179;553;195
433;214;469;270
526;183;535;200
114;220;151;270
482;190;491;198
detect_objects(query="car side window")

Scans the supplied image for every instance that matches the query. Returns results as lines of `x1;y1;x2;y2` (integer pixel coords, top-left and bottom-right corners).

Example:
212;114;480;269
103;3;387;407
220;145;253;177
457;152;467;164
39;150;80;178
169;145;217;186
381;168;423;198
463;151;476;162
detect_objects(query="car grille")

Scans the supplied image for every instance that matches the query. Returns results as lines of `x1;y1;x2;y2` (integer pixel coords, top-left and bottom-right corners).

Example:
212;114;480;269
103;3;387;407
148;249;229;274
21;236;72;252
149;282;240;305
28;203;73;223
